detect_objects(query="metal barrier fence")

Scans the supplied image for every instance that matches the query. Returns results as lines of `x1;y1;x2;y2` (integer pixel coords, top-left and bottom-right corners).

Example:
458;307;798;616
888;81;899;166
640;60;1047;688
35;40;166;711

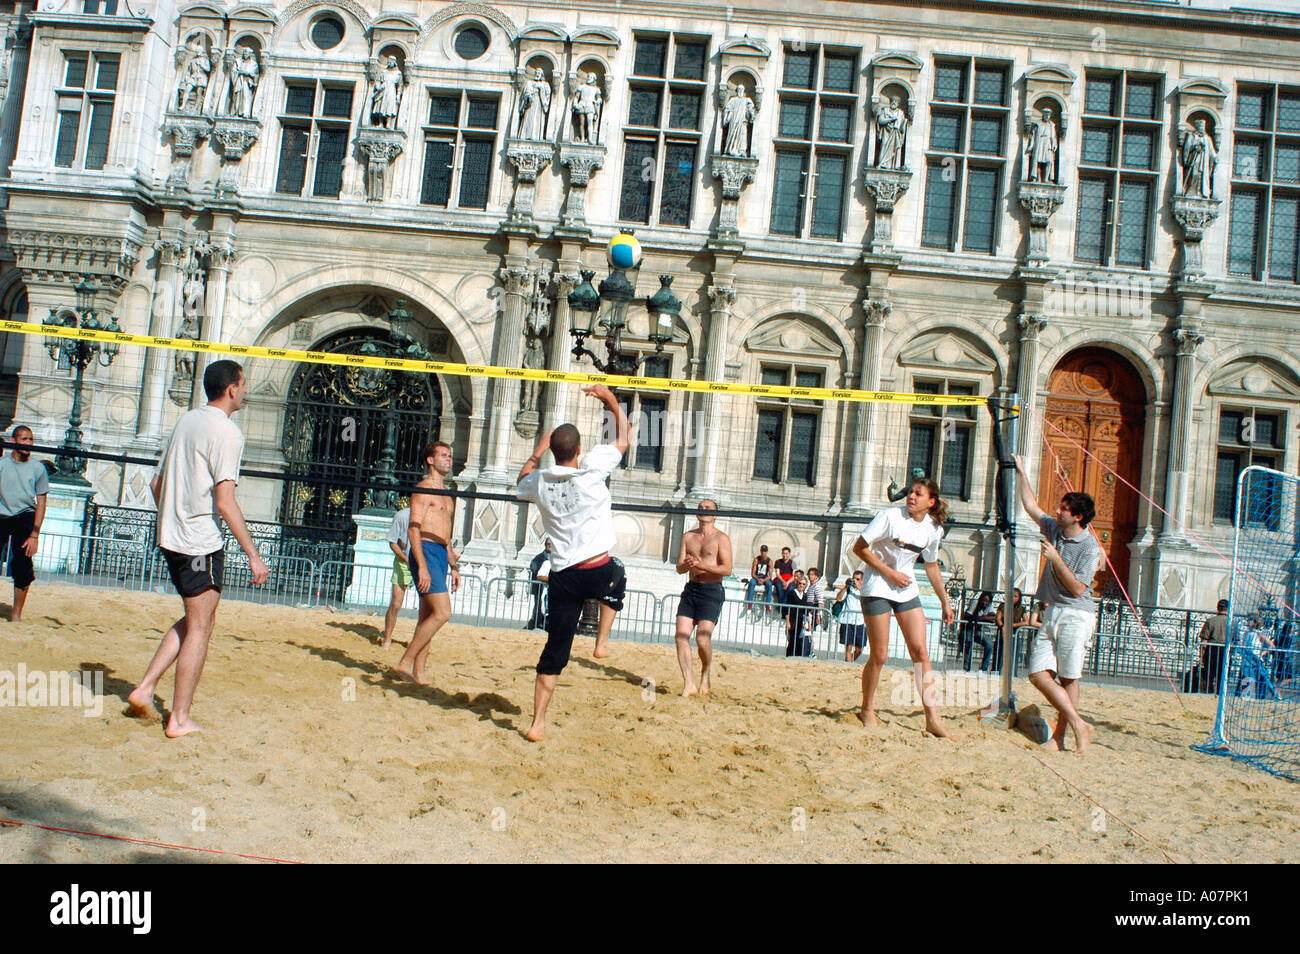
19;530;1227;694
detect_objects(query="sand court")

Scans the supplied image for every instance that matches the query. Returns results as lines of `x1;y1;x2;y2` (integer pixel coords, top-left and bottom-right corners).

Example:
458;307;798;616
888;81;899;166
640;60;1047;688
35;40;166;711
1;583;1297;863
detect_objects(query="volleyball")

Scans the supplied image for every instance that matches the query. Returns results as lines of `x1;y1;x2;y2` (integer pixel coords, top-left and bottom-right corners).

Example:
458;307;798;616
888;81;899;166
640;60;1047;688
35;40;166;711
607;232;642;270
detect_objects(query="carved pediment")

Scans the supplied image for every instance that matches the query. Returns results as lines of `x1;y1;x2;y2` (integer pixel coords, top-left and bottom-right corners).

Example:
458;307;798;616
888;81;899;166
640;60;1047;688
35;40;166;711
518;23;567;43
898;331;997;374
718;37;771;58
570;27;620;47
745;318;844;358
372;13;420;32
1024;63;1076;86
1177;77;1228;100
1208;358;1300;399
871;50;922;71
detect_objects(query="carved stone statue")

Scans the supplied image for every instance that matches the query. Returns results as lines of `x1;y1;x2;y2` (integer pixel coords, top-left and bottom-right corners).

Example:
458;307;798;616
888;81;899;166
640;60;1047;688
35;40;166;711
569;72;604;146
887;467;927;502
718;82;756;158
1179;118;1217;198
174;40;211;114
225;45;260;119
181;269;205;318
1024;107;1059;184
515;67;551;140
871;94;909;170
369;56;405;129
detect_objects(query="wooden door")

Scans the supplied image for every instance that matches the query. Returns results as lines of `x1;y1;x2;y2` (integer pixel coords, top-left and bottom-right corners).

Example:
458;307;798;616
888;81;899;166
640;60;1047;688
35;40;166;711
1038;348;1146;593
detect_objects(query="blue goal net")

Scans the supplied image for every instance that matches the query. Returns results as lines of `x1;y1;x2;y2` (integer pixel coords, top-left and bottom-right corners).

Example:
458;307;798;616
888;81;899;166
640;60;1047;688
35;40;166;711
1197;466;1300;780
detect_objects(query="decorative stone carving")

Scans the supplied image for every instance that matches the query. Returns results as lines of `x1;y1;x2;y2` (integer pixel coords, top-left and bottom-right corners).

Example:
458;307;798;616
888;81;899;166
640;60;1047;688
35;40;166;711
709;155;758;236
168;235;213;404
558;142;605;231
870;94;910;170
160;113;213;192
8;230;143;290
356;128;405;202
1017;181;1067;262
862;168;911;253
707;283;737;310
504;138;553;224
514;66;551;141
1023;106;1059;184
517;264;552;433
173;37;212;114
367;56;405;130
568;71;605;146
211;117;261;196
1018;312;1048;338
1178;117;1218;198
864;297;892;327
1174;322;1205;357
1171;195;1221;277
221;45;261;120
718;81;756;158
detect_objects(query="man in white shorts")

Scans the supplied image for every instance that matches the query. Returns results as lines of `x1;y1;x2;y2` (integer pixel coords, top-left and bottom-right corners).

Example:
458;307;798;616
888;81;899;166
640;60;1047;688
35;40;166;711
1012;455;1101;753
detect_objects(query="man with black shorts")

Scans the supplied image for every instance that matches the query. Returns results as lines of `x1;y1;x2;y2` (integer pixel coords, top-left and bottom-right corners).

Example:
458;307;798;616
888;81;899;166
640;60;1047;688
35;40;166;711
0;425;48;621
673;498;733;696
127;360;269;738
516;385;629;741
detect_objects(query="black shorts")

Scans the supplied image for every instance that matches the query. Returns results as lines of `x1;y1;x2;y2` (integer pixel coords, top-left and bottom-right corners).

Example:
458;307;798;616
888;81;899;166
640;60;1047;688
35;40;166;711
538;556;627;676
161;548;225;598
861;595;922;617
838;623;867;648
0;510;36;590
676;581;725;625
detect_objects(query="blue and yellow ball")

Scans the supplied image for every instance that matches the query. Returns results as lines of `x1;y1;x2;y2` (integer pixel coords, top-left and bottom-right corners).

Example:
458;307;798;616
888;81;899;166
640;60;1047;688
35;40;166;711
607;232;642;270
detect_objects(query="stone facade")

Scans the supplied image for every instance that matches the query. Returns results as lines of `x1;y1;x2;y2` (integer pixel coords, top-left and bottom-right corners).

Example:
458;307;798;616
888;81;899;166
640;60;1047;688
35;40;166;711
2;0;1300;605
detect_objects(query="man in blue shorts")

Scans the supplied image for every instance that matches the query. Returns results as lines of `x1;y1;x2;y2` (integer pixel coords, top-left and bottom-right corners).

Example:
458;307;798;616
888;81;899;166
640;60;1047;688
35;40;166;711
673;499;732;696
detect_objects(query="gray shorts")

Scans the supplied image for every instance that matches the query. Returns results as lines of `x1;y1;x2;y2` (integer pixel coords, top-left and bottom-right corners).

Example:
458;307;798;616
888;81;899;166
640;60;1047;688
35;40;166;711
861;595;922;617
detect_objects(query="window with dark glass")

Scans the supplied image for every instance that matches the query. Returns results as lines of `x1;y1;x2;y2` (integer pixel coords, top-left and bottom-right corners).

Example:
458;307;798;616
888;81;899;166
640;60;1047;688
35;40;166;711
621;355;673;472
906;379;976;500
1229;84;1300;282
769;44;857;241
54;51;118;170
1214;408;1284;525
1075;71;1162;267
419;89;501;210
922;57;1009;255
753;364;825;486
620;34;708;227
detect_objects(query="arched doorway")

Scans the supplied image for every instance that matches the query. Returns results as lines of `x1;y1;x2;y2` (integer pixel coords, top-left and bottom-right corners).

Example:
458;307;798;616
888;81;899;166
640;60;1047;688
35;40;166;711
280;329;442;532
1039;347;1146;592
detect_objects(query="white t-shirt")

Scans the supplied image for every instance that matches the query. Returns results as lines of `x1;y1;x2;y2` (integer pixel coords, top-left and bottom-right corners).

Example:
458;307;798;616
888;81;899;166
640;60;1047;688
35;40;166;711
537;559;551;581
154;406;245;556
857;505;943;601
516;443;621;572
386;508;411;547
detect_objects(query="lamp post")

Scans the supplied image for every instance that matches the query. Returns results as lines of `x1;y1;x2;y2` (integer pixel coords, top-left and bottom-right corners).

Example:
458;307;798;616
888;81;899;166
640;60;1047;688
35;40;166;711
361;299;431;512
567;268;681;376
41;277;122;479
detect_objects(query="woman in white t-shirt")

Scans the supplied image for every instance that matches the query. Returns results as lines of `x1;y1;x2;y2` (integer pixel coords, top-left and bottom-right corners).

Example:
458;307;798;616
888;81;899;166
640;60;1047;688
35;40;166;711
852;477;956;738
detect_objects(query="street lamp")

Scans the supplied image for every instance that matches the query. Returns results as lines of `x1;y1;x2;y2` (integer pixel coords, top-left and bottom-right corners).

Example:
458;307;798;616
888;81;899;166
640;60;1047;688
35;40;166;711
567;249;681;376
360;299;431;512
41;277;122;478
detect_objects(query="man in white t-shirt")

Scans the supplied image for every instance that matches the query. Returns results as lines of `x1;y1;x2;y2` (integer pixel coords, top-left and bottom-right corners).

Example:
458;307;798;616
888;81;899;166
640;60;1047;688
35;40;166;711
0;425;49;621
515;384;629;741
127;360;269;739
381;506;411;649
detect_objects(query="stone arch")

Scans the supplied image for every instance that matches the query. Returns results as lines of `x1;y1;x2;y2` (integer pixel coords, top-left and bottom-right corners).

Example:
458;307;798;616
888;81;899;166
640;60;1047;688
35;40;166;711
880;314;1009;389
1196;347;1300;397
417;2;519;50
269;0;372;50
1038;331;1159;404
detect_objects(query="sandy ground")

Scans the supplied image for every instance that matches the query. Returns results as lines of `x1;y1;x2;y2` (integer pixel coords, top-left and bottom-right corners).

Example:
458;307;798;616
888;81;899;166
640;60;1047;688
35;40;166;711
1;582;1296;864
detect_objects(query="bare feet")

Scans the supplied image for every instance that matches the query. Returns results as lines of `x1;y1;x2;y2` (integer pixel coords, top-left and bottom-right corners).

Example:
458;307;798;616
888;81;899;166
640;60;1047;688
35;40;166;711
924;717;952;740
125;687;156;718
681;684;698;697
1073;720;1095;754
524;723;545;742
593;640;610;659
380;636;392;650
857;709;879;727
164;716;203;738
699;674;711;695
391;664;425;685
1041;736;1063;752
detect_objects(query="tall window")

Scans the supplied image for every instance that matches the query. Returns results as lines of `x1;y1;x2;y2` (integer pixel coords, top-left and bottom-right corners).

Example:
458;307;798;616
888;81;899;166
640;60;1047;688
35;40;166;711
618;355;672;471
769;45;857;240
420;90;500;209
921;59;1010;254
753;365;823;486
81;1;118;12
1074;71;1162;267
618;35;708;227
1214;407;1285;525
54;52;119;170
1228;84;1300;281
906;379;976;500
276;81;355;198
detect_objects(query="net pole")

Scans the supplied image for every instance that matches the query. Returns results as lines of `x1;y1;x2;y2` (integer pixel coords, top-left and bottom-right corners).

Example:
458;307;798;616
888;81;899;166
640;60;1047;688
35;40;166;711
999;396;1020;712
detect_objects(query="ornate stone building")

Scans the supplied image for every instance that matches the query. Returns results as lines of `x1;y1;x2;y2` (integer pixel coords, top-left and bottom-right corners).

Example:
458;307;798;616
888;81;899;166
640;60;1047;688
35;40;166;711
2;0;1300;605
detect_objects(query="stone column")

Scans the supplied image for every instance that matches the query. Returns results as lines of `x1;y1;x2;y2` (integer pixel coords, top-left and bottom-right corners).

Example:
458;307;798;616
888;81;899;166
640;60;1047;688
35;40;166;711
542;271;578;433
844;297;890;512
1162;320;1204;541
1014;312;1048;460
190;243;235;409
481;263;530;482
133;233;183;445
690;282;735;497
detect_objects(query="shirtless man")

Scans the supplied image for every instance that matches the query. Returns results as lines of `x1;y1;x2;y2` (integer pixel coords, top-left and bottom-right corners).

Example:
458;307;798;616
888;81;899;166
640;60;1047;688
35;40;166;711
393;441;460;684
673;499;733;696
